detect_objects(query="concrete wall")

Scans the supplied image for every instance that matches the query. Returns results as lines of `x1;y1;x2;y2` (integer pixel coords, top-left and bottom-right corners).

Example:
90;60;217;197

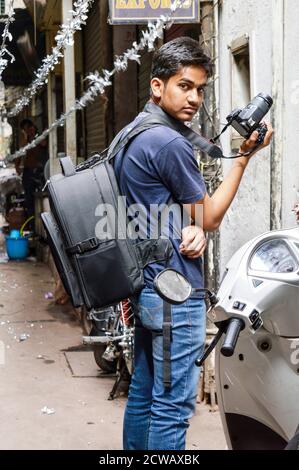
6;0;25;8
14;0;26;7
217;0;274;272
281;0;299;228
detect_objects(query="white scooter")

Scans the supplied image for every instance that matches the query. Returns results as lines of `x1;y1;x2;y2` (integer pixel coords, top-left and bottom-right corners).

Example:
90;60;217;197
154;227;299;450
203;227;299;450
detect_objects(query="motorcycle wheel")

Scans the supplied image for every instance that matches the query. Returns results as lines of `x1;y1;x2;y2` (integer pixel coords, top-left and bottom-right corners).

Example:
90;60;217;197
94;344;117;373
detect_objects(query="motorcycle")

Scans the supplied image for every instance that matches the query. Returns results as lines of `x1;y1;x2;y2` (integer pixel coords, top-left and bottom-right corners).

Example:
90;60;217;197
82;300;134;400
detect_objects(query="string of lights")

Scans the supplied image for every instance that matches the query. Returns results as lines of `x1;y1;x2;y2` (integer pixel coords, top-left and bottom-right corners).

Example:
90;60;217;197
0;0;15;81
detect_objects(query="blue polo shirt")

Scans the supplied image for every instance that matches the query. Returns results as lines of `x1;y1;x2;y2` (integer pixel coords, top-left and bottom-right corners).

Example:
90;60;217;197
114;116;207;295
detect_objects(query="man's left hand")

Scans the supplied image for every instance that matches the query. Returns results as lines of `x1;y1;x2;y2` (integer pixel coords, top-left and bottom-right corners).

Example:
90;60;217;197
239;121;274;157
179;226;206;259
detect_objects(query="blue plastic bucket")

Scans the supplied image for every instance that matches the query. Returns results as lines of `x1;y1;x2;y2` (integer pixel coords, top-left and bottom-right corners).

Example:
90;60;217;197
10;229;21;238
5;236;29;260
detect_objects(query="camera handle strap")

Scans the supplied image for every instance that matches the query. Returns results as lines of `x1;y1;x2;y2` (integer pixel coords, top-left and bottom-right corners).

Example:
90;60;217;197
78;103;262;168
142;103;259;160
107;102;259;163
210;121;232;144
210;117;265;159
142;102;224;159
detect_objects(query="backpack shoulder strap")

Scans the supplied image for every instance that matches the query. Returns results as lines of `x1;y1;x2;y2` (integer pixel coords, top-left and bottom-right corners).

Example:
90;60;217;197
107;116;164;161
60;156;76;177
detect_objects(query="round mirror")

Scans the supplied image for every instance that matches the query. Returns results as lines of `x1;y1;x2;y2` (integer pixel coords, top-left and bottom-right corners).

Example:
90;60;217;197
153;269;192;305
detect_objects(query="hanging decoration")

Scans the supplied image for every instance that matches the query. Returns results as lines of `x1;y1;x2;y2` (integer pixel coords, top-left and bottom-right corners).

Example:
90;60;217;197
7;0;94;118
8;0;185;162
0;0;15;81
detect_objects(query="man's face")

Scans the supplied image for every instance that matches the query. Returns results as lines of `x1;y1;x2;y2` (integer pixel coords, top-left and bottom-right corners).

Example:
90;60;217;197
23;124;36;138
151;65;208;122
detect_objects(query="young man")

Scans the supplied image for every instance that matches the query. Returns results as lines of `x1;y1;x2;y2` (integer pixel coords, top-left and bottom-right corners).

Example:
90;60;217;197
114;37;273;450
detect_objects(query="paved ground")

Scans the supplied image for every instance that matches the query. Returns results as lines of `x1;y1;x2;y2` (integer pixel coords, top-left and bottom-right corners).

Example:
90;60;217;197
0;231;226;450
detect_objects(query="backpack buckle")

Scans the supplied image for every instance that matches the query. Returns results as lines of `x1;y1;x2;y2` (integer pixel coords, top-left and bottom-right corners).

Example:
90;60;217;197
67;237;99;255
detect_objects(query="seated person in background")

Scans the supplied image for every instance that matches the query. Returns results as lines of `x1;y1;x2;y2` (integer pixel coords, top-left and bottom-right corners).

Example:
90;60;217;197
15;119;48;227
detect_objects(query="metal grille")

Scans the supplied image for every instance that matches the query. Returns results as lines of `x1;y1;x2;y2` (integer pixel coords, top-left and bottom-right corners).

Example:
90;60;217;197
83;1;107;156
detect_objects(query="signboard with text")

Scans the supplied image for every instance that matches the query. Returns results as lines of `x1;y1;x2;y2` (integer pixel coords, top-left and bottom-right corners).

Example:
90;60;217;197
109;0;200;25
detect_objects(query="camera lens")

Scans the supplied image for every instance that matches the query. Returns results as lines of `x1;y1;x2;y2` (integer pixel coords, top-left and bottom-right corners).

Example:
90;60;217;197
257;93;273;107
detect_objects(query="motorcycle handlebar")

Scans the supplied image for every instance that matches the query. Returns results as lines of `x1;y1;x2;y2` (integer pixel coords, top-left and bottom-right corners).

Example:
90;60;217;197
221;318;245;357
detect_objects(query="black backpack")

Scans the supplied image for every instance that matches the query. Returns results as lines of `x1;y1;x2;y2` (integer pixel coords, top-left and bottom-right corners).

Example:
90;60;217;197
41;103;218;311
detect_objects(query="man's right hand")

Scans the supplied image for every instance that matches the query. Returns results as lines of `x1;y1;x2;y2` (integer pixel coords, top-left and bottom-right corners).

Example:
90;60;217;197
179;225;206;259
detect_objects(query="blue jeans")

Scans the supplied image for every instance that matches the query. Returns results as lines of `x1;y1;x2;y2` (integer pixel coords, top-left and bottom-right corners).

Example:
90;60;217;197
123;287;206;450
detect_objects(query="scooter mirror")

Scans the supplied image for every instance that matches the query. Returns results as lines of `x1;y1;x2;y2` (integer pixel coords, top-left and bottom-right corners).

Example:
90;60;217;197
153;268;192;305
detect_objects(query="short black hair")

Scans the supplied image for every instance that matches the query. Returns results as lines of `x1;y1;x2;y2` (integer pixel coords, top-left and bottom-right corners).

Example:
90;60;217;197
20;118;34;129
151;37;213;81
